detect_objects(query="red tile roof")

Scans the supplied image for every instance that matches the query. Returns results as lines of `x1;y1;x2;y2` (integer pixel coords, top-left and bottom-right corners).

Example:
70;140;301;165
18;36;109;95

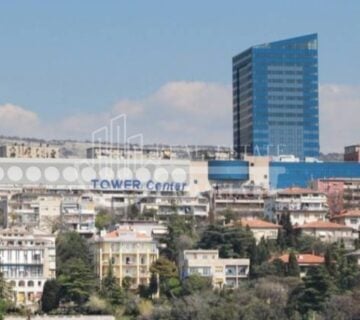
237;219;281;229
333;209;360;219
295;220;352;230
275;253;324;265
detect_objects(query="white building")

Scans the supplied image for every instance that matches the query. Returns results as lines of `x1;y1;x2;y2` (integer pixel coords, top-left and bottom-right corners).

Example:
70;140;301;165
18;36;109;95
61;194;97;236
213;185;267;220
180;249;250;288
295;221;357;249
331;209;360;231
0;227;56;307
139;195;209;217
265;187;328;226
230;219;280;243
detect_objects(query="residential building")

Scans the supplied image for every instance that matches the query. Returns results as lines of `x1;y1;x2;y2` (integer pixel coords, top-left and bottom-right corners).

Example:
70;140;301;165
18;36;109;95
0;144;58;159
0;227;56;307
295;221;357;249
91;227;159;289
114;221;168;242
180;249;250;289
232;219;280;243
265;187;328;225
344;145;360;162
274;253;324;277
61;194;96;236
233;34;319;159
213;185;267;220
86;146;174;160
312;178;360;215
139;195;209;217
331;209;360;231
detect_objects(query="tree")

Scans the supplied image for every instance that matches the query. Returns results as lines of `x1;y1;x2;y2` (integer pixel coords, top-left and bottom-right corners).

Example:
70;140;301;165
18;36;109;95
287;252;300;277
163;214;196;261
291;266;332;316
95;209;112;231
122;276;132;291
181;274;212;296
150;257;181;297
41;279;61;313
278;211;295;248
58;257;97;305
100;261;124;305
56;232;92;276
197;224;255;259
148;273;158;298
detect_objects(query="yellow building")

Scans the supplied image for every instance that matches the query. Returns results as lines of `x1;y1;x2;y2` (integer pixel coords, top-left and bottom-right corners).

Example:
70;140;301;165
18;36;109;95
91;227;159;289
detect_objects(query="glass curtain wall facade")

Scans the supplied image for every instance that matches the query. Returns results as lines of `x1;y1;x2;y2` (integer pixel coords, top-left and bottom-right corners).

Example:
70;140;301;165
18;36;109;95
233;34;319;159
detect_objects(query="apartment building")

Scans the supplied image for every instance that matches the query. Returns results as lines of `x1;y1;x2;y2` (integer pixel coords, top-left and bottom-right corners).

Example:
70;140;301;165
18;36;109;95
265;187;328;225
7;194;61;232
86;146;173;160
139;194;209;217
0;144;59;159
331;209;360;231
91;227;159;289
295;221;357;249
231;219;280;243
0;227;56;307
61;194;97;236
180;249;250;288
213;185;267;220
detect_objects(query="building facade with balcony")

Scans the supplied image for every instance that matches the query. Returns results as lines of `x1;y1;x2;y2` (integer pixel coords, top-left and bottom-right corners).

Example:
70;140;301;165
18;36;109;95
0;227;56;307
331;209;360;231
180;249;250;288
295;221;357;249
91;227;159;289
265;187;328;225
213;185;267;220
139;195;209;217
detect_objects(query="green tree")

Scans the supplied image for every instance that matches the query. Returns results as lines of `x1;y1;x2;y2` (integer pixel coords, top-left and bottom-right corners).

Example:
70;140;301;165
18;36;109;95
148;273;158;297
58;257;97;305
122;276;132;291
95;209;112;231
150;257;181;297
197;224;255;259
181;274;212;296
279;211;295;248
56;232;92;276
287;251;300;277
291;266;332;316
100;261;124;305
163;214;196;261
41;279;61;313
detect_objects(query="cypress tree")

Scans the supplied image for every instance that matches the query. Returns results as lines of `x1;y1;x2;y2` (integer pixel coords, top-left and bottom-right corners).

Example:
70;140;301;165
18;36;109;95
287;251;300;277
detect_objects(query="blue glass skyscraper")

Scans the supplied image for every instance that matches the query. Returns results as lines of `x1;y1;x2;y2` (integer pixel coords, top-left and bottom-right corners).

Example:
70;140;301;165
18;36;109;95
233;34;319;159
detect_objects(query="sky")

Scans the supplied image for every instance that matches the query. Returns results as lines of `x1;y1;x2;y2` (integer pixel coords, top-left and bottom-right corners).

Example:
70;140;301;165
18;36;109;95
0;1;359;152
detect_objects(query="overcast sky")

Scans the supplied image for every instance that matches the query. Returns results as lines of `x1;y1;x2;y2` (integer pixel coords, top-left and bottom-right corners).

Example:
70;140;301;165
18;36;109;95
0;1;359;152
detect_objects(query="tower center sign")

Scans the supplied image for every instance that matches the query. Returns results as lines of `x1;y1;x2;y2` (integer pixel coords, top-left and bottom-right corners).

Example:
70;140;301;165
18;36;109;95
90;179;187;192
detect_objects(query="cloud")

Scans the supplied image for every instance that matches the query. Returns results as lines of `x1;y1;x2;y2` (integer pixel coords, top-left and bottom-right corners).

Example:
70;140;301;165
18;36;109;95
0;104;40;136
320;84;360;153
0;82;359;152
51;81;233;146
